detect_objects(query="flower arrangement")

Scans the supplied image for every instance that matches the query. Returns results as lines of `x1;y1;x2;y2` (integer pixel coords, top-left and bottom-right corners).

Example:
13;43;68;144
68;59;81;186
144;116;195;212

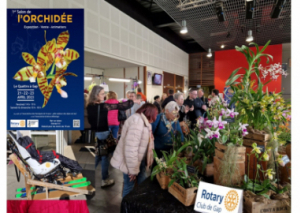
225;41;290;136
242;143;288;198
197;99;248;146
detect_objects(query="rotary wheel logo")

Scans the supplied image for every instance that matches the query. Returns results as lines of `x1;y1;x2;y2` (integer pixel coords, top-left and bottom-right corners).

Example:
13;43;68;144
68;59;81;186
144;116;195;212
45;163;51;168
19;120;25;127
224;190;239;211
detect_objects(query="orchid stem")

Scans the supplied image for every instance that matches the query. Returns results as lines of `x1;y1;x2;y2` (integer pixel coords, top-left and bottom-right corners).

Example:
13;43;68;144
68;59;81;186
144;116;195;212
49;63;56;76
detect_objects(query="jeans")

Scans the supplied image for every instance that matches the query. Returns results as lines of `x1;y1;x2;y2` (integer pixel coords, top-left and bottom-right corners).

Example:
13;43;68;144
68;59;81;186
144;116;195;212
109;125;119;139
95;131;110;180
122;160;147;198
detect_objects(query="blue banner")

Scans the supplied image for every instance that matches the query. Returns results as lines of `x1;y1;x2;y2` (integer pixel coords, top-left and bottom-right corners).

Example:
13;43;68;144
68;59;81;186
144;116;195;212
7;9;84;130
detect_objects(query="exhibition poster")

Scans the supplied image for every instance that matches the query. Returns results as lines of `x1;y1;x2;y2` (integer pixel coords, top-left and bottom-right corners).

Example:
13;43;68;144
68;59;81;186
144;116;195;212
7;9;84;130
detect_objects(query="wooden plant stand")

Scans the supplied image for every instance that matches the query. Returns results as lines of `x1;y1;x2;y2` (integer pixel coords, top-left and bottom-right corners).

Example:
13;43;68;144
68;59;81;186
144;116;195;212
214;143;246;186
9;154;95;200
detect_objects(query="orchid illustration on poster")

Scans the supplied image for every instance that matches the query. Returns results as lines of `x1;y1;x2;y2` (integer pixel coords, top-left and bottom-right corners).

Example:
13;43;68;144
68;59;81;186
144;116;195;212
13;30;79;108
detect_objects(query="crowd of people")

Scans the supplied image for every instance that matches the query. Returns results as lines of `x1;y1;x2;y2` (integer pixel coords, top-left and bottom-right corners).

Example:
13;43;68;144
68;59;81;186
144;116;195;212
84;85;222;197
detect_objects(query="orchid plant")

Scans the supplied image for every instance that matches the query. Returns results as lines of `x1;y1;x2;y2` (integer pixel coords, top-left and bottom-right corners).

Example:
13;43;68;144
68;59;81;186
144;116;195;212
242;143;288;198
197;100;248;146
225;41;291;136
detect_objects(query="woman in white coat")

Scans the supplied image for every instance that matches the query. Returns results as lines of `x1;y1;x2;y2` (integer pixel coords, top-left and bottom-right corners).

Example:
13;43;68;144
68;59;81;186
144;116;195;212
110;103;158;197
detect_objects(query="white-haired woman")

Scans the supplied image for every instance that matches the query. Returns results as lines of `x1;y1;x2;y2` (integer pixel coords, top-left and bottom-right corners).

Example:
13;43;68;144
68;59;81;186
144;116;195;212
87;86;133;188
151;101;184;161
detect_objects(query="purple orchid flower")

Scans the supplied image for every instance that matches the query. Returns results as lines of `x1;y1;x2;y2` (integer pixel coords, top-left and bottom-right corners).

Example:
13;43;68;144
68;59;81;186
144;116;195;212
218;116;227;129
227;108;239;118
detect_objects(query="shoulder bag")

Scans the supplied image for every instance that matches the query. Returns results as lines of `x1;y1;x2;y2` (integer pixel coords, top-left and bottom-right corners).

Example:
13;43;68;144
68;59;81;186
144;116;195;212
95;104;117;156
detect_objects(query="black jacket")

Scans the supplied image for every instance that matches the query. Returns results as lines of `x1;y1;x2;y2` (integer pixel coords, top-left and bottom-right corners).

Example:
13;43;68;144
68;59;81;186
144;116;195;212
161;95;175;109
194;97;209;118
183;97;197;126
87;100;133;132
153;101;162;114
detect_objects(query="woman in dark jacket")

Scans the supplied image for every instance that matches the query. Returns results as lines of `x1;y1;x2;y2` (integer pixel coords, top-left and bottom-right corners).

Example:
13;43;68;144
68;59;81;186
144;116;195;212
151;101;184;163
87;86;133;188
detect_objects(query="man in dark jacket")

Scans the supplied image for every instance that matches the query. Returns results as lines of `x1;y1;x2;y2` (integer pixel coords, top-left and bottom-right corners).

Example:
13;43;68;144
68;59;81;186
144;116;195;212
183;88;197;127
161;89;174;109
194;88;208;118
153;95;162;114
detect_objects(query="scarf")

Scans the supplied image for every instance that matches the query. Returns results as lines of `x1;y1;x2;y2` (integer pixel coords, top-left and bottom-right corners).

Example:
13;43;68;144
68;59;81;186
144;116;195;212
145;129;155;175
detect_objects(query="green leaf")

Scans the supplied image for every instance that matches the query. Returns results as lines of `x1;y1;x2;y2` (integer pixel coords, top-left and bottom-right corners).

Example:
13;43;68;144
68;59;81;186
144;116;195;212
168;179;175;188
226;74;244;86
259;40;271;54
249;42;259;54
222;134;228;143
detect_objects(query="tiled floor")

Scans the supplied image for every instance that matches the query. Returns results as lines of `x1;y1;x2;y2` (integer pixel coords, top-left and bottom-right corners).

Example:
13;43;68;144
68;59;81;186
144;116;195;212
87;155;124;213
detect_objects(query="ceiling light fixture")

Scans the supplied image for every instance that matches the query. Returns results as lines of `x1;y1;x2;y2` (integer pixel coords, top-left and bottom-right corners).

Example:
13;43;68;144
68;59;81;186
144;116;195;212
215;1;226;22
108;78;131;83
207;48;212;57
84;77;93;81
270;0;286;19
180;20;188;34
245;0;255;19
246;30;254;42
221;45;225;49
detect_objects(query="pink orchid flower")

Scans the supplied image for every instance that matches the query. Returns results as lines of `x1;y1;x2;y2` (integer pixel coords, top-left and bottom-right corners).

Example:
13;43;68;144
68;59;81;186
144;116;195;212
218;116;227;129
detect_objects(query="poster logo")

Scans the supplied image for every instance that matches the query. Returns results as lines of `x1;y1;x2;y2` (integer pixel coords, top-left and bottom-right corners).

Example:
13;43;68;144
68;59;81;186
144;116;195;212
10;120;26;128
224;190;239;211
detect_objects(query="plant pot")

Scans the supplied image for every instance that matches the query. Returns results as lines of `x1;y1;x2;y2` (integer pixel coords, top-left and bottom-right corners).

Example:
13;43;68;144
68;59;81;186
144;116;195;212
244;190;291;213
214;143;246;186
193;160;214;177
156;171;170;190
168;181;198;206
244;127;271;142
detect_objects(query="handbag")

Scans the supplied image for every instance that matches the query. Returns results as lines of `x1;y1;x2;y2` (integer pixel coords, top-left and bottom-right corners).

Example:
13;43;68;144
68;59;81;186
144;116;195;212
118;110;127;122
95;104;117;156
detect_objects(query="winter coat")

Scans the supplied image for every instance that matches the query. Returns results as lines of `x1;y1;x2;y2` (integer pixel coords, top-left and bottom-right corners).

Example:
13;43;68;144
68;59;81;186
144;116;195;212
151;113;184;150
110;113;152;175
105;99;120;126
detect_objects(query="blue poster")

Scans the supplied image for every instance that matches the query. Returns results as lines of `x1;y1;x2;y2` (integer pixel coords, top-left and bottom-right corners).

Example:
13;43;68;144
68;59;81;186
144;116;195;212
7;9;84;130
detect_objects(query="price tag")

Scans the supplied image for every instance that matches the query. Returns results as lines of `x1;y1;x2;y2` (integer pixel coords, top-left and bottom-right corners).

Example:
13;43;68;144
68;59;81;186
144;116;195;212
224;118;235;123
187;165;197;174
282;155;290;166
258;145;265;152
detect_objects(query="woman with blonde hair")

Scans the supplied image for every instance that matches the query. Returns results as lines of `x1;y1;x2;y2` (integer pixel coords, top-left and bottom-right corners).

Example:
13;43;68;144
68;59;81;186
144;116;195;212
87;86;133;187
105;91;120;139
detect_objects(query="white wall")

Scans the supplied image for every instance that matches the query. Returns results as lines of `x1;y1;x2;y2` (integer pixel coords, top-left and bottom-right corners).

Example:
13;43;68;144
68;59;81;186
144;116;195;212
103;66;144;99
84;66;104;90
7;0;189;78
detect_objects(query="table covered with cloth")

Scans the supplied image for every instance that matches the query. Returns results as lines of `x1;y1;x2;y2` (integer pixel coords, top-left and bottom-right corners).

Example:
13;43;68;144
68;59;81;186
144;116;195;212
121;177;204;213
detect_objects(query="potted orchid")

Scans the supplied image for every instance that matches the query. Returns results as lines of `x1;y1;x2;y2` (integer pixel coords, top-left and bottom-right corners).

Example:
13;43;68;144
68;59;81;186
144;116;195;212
242;143;290;213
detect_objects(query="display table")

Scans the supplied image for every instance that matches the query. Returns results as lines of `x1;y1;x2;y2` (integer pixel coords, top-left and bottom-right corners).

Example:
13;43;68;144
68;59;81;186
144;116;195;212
121;177;202;213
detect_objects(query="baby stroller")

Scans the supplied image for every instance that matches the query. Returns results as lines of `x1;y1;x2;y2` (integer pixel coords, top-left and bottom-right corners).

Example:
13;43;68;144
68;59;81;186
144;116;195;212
7;131;82;184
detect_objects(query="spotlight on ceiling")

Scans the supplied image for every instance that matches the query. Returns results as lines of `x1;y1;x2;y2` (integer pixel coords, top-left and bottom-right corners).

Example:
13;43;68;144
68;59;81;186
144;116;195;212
207;48;212;57
246;30;254;42
215;1;226;22
221;45;225;49
270;0;286;19
180;20;188;34
245;0;255;19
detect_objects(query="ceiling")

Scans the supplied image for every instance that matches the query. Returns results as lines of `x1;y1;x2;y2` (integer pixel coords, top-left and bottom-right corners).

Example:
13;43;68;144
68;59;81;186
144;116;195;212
153;0;291;51
105;0;206;53
84;51;141;69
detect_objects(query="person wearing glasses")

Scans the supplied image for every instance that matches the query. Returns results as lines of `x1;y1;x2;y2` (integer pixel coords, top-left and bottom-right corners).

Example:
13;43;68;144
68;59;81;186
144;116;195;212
151;101;184;162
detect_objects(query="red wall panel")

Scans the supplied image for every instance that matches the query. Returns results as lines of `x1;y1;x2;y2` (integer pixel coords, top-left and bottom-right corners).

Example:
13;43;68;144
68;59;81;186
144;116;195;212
214;44;282;93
